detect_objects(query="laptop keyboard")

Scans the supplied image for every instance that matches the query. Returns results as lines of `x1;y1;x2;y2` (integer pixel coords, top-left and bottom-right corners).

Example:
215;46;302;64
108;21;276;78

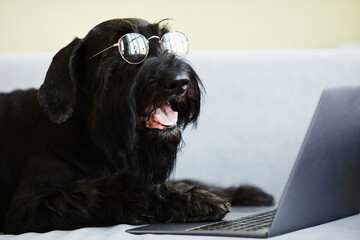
189;209;277;232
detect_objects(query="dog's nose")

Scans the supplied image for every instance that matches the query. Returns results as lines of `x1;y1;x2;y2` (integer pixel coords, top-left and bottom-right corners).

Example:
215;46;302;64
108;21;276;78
163;73;190;96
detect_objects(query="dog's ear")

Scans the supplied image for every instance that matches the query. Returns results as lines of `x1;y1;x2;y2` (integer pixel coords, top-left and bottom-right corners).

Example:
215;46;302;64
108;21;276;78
38;38;83;124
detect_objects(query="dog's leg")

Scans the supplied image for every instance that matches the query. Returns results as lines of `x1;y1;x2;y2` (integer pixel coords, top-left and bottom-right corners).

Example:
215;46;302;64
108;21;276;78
170;180;274;206
4;172;230;234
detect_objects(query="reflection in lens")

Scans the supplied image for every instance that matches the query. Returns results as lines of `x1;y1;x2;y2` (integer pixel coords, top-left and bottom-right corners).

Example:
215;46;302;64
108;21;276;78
160;32;189;58
118;33;149;64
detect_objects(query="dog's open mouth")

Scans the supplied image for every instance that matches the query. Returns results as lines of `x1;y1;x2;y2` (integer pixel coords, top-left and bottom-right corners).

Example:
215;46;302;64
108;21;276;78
144;103;178;130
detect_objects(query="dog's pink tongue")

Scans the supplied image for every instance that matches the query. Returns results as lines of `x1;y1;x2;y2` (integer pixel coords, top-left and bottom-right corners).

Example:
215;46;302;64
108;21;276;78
145;104;178;130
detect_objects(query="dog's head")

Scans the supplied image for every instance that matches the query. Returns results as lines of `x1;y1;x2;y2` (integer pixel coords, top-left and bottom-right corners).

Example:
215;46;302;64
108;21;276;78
37;18;203;183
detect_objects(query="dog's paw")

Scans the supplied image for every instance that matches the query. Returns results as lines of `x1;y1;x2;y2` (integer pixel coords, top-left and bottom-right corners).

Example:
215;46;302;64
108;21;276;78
230;185;274;206
156;183;231;223
183;187;231;222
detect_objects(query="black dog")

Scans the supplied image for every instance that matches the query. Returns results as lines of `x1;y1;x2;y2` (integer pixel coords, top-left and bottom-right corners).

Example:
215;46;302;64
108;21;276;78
0;18;273;234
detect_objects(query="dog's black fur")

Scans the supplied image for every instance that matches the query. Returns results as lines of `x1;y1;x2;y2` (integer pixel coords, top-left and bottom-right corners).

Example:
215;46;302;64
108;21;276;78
0;18;273;234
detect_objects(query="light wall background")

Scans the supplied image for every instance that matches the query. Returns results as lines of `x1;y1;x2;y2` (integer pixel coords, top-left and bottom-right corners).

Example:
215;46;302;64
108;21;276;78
0;0;360;53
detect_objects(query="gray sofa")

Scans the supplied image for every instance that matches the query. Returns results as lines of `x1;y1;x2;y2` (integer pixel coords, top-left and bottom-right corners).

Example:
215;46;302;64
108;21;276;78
1;50;360;239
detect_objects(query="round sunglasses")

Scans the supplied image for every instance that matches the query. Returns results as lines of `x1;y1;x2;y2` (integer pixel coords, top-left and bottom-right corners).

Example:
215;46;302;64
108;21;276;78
90;31;189;64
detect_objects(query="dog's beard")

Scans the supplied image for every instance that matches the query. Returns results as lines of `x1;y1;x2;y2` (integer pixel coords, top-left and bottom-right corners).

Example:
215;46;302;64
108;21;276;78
134;127;182;184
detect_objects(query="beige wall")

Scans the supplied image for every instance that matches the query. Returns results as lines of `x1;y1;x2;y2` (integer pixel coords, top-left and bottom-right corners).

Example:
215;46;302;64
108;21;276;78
0;0;359;53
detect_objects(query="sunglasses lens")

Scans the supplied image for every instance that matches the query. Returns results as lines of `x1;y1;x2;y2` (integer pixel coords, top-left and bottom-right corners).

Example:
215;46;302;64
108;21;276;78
161;32;189;58
119;33;149;64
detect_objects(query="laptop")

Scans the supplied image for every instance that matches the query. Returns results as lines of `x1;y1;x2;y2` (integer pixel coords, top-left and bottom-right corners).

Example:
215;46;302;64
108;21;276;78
127;86;360;238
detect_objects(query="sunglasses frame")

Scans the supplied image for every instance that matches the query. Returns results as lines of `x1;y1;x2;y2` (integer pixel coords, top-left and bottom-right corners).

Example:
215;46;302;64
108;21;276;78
90;31;189;64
